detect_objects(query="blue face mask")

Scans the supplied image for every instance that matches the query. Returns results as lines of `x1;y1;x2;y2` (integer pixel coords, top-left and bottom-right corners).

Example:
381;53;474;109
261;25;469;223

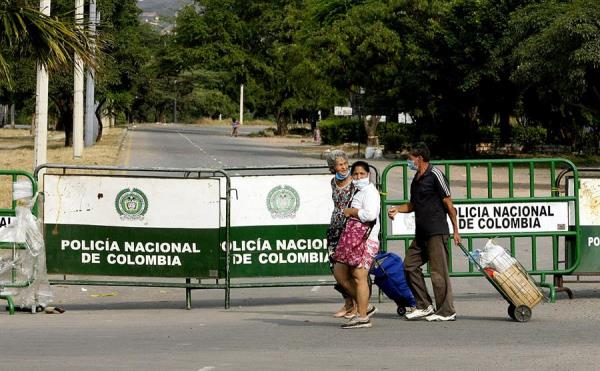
407;159;418;171
335;171;349;181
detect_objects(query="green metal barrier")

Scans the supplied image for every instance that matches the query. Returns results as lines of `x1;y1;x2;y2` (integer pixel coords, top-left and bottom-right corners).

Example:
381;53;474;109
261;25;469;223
0;170;38;315
218;164;379;292
36;163;381;310
553;168;600;294
380;158;580;302
36;164;231;310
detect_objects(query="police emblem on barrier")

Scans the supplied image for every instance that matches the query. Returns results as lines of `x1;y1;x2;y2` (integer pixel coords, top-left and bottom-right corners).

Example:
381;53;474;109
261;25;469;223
266;185;300;219
115;188;148;220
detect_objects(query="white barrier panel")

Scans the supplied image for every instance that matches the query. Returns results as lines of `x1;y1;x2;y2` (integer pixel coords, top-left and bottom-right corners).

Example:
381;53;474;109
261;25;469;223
43;174;222;277
392;202;570;235
220;174;335;277
222;174;334;227
45;175;220;228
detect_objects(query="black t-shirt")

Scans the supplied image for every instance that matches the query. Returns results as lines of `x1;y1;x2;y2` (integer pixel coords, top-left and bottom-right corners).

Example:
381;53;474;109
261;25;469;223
410;164;451;238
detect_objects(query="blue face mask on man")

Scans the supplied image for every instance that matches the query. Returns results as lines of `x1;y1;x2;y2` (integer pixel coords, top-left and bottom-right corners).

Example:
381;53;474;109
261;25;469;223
407;159;418;171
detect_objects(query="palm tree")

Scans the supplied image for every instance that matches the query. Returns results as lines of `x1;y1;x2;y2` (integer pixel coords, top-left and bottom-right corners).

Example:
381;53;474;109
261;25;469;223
0;0;96;86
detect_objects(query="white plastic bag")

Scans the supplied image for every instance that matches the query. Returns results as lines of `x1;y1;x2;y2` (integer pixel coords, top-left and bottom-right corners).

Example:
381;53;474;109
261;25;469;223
13;180;34;200
474;239;517;273
0;191;52;308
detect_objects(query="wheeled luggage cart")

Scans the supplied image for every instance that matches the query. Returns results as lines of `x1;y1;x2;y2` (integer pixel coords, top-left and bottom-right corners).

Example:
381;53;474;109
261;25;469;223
458;243;544;322
370;252;416;316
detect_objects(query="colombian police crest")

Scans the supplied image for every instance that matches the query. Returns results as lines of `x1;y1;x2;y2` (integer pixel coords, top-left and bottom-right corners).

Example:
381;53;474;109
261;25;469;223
115;188;148;220
266;185;300;219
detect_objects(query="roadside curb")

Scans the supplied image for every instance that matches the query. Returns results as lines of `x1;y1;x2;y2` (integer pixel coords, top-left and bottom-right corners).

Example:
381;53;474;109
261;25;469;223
115;127;129;164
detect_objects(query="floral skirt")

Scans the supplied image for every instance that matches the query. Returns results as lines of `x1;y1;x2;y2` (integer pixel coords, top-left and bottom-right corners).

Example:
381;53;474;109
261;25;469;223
333;238;379;269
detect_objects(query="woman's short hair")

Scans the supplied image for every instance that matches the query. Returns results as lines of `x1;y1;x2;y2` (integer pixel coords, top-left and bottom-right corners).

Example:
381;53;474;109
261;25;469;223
410;142;430;162
325;150;348;173
351;160;370;174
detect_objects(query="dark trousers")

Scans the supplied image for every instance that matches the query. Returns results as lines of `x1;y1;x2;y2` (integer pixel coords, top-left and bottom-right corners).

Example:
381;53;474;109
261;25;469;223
404;234;455;316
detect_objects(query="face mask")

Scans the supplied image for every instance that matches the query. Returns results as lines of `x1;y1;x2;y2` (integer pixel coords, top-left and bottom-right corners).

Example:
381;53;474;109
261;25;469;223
407;159;418;171
335;170;349;181
352;178;370;190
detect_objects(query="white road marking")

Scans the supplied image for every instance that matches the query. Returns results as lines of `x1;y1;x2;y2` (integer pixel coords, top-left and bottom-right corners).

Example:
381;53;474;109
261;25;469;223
178;132;224;166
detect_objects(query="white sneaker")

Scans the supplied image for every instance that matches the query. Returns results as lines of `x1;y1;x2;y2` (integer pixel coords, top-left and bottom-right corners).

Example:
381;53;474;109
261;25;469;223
341;316;372;329
425;313;456;322
405;305;434;320
366;305;378;318
344;305;378;320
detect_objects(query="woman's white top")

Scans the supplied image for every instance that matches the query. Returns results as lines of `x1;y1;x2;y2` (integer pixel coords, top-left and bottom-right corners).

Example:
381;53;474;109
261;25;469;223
350;182;380;242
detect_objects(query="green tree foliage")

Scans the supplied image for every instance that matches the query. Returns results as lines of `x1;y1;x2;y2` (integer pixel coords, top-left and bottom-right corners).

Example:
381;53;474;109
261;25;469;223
0;0;95;85
0;0;96;131
506;0;600;152
4;0;600;156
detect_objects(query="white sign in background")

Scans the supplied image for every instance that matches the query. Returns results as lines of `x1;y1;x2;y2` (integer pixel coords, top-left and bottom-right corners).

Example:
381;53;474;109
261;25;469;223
391;202;570;235
577;178;600;226
221;174;334;227
43;175;221;228
334;106;353;116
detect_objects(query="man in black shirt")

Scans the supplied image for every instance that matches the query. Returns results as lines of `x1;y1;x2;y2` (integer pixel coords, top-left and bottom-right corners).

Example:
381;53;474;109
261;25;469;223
388;143;461;321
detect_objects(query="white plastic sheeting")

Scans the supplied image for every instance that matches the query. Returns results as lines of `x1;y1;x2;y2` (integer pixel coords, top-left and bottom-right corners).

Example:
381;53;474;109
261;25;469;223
0;180;52;309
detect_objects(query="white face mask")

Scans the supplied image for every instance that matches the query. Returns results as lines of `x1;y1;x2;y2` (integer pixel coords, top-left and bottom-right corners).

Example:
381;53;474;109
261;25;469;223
352;178;370;190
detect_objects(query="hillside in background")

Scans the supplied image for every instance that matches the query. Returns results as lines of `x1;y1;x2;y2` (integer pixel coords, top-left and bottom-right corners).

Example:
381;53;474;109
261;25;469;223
138;0;193;17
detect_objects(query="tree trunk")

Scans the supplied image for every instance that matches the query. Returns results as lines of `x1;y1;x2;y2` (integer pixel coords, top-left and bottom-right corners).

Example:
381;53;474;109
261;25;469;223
499;110;511;145
95;110;103;142
30;112;35;135
55;105;73;147
365;115;379;146
276;111;288;136
466;106;479;155
95;99;106;142
10;104;15;128
0;105;6;127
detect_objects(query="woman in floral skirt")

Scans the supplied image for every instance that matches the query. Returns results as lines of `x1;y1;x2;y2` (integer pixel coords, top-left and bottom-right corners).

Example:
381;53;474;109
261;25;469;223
332;160;380;329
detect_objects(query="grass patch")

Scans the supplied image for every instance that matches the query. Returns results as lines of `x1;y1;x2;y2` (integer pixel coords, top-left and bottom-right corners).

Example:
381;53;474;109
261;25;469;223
0;127;126;207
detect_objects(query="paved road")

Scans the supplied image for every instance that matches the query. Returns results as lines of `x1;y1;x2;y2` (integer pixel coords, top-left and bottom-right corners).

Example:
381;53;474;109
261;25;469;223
121;123;324;169
2;124;600;370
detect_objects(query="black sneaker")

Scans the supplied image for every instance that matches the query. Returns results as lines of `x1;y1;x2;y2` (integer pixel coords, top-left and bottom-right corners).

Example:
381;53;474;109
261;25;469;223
341;316;372;329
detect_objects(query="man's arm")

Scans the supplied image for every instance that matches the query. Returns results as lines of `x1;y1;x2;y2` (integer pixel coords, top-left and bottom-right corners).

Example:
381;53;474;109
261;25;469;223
387;203;414;220
442;197;461;245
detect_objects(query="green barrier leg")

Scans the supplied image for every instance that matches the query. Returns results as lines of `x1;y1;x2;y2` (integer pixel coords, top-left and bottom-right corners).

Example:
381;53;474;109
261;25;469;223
539;274;557;303
1;294;15;315
185;278;192;310
540;283;556;303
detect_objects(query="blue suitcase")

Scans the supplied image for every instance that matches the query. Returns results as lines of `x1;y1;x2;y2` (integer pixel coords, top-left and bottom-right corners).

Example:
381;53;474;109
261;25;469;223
370;252;416;316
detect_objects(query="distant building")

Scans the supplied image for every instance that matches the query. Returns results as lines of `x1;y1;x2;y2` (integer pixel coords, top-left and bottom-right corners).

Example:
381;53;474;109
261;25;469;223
140;12;159;25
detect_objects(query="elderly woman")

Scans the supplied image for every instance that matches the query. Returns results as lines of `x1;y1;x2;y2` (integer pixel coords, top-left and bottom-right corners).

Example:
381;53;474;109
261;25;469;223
332;160;380;329
326;150;356;318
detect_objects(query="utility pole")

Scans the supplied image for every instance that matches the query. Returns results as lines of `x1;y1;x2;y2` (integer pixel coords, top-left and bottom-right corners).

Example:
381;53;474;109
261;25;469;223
84;0;96;147
73;0;84;158
173;80;177;123
239;84;244;126
34;0;51;177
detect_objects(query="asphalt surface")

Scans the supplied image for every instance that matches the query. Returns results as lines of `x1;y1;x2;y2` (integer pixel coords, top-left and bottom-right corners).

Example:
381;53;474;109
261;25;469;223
2;123;600;371
121;123;324;169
